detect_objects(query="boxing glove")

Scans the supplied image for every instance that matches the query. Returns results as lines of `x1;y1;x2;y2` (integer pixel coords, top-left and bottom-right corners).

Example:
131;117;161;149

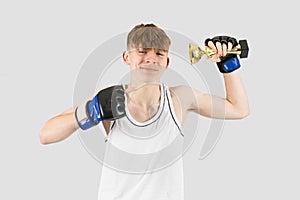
205;36;241;73
75;85;126;130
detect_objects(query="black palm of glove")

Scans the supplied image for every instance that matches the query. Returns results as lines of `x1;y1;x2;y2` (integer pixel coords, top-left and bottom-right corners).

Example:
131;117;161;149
205;36;241;73
98;85;126;121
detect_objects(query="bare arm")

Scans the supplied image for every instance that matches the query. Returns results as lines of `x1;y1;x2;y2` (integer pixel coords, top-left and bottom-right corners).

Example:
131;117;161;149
223;71;250;118
171;71;249;120
39;106;112;145
188;71;250;119
39;107;78;145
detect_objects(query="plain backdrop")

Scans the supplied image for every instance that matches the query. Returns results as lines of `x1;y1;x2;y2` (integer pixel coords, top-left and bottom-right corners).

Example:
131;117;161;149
1;0;299;199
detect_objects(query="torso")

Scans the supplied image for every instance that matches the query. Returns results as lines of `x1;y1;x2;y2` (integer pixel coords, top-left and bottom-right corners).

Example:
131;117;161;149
98;84;186;200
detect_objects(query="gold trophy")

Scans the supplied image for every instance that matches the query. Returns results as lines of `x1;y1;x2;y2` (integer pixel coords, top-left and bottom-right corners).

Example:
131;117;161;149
189;40;249;64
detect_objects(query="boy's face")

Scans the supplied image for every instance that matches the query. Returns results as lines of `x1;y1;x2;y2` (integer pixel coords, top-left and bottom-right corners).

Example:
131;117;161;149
124;48;169;69
123;47;169;83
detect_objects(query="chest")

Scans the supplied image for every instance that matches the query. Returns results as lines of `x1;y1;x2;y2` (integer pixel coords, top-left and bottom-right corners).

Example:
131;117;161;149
127;95;184;125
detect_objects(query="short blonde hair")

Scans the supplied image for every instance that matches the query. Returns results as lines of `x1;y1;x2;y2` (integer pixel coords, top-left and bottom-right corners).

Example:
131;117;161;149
127;23;171;51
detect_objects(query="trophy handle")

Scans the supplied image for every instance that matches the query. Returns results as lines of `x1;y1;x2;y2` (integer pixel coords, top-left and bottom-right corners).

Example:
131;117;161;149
239;40;249;58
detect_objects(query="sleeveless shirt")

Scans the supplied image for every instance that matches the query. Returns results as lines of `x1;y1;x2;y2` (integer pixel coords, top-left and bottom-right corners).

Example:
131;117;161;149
97;83;185;200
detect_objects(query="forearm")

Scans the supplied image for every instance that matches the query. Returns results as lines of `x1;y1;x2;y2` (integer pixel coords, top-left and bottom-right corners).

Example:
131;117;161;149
39;109;78;145
223;71;250;118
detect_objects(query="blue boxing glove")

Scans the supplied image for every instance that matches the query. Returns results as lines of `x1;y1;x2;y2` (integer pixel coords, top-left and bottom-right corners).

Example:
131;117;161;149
75;85;126;130
205;36;241;73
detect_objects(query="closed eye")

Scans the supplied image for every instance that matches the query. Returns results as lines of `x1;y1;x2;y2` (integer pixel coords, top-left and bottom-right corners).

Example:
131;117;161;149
138;50;147;54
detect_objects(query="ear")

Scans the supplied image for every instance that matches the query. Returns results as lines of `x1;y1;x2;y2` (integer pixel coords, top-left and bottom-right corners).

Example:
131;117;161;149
166;57;170;68
122;51;130;65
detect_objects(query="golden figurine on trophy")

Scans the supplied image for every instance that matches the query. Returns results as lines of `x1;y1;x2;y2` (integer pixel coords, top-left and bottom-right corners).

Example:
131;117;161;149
189;39;249;64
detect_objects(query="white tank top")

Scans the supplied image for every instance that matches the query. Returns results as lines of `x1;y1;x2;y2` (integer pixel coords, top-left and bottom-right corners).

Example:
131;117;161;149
98;83;185;200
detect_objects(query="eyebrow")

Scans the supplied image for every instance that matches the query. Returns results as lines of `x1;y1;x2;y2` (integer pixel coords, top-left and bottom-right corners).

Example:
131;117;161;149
127;48;169;55
136;48;168;52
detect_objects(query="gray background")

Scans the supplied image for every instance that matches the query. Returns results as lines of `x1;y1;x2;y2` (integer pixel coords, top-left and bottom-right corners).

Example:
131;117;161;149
1;0;299;199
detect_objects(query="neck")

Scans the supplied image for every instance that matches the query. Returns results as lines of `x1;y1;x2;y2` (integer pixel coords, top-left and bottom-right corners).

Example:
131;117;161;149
126;82;161;107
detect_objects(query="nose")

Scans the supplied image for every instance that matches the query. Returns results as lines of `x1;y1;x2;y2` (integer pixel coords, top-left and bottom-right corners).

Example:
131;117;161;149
145;50;158;63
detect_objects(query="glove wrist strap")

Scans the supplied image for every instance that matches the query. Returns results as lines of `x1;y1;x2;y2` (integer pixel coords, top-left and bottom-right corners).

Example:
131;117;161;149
75;98;102;130
217;56;241;73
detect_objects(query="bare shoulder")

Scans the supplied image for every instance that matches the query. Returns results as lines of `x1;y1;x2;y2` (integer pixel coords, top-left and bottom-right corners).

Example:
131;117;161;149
169;85;205;110
169;85;193;94
169;85;197;102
